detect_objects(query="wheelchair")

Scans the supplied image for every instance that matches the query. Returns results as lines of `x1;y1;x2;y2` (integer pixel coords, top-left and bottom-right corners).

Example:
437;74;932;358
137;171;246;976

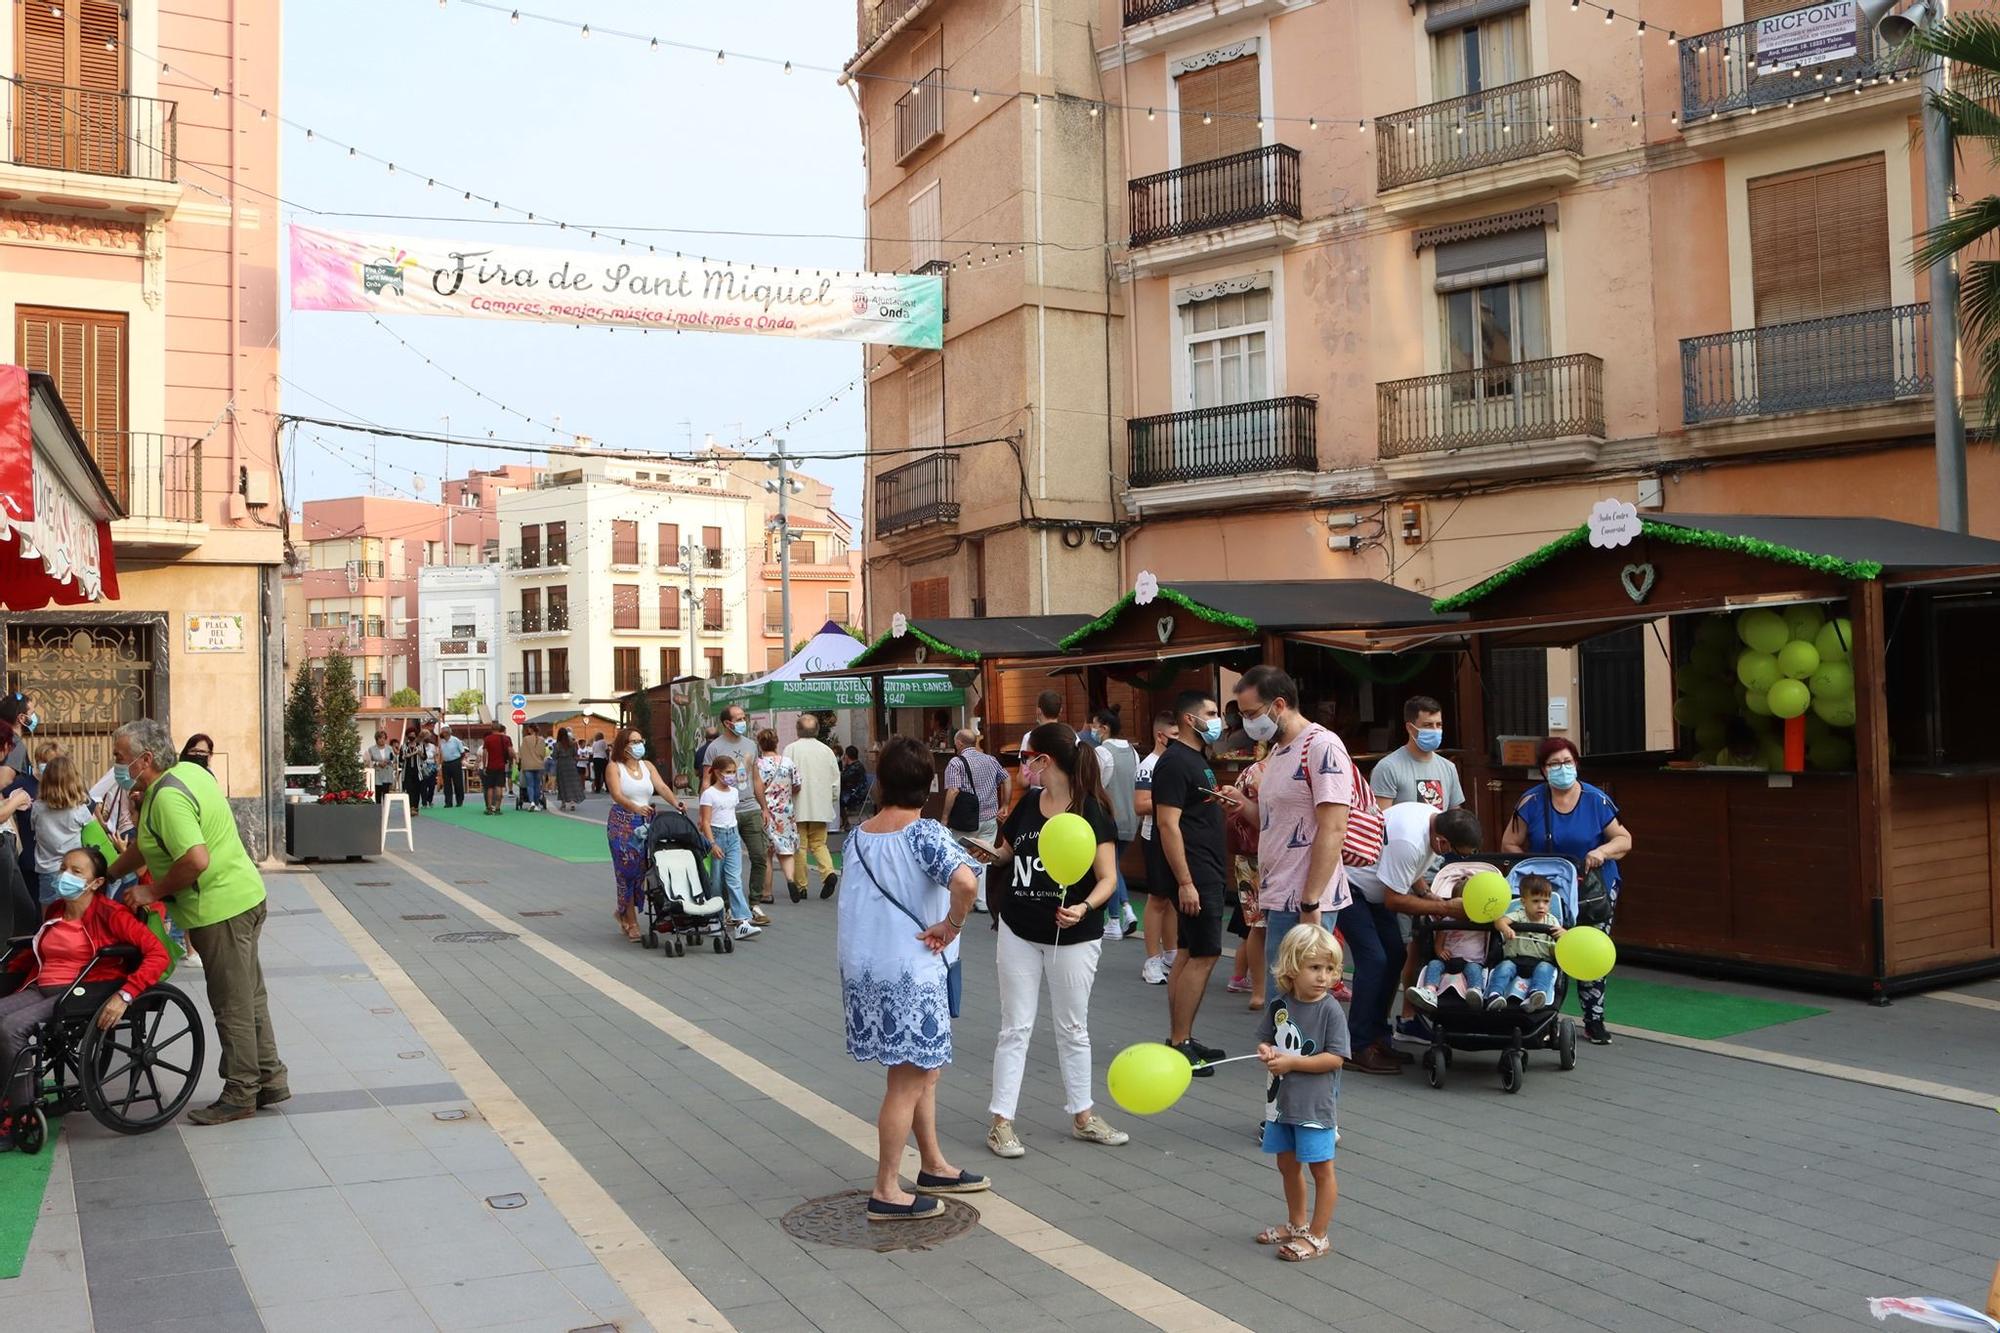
2;935;205;1154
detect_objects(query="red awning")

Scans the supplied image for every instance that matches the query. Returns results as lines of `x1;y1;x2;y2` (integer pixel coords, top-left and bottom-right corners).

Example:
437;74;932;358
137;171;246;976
1;365;122;610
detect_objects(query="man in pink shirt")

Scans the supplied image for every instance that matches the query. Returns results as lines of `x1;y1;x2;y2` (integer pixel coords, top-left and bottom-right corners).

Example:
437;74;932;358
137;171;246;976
1224;666;1356;1006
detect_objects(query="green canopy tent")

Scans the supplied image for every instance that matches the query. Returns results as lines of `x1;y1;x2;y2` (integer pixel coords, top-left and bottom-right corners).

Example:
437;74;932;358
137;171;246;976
707;622;965;713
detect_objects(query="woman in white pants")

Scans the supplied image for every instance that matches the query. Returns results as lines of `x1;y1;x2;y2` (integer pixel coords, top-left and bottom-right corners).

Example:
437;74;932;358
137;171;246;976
978;722;1129;1158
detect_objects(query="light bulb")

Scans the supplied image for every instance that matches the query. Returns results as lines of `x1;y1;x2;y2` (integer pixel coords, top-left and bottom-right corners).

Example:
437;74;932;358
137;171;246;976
1605;9;1615;23
510;8;519;22
1636;19;1645;35
580;24;590;38
972;88;980;102
1202;112;1211;124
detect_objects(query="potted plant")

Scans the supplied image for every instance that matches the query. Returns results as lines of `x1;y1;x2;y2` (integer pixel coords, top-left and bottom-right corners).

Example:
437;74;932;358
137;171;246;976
285;649;382;861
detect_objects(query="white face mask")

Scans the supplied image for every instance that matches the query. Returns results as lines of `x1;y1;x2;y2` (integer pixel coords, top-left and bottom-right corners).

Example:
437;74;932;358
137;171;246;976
1242;708;1280;743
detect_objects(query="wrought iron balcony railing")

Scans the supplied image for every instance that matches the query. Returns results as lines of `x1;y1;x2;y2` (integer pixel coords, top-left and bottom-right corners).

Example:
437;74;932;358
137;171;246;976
1375;72;1582;192
507;672;570;696
1128;395;1318;487
1124;0;1205;22
875;451;959;535
1130;144;1301;247
1679;18;1920;122
913;257;950;323
1377;354;1605;456
1681;303;1931;425
507;607;571;634
117;433;202;523
7;79;177;181
896;67;945;162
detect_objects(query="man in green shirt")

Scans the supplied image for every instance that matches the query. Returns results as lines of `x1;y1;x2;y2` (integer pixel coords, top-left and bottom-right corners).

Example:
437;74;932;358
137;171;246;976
108;717;287;1125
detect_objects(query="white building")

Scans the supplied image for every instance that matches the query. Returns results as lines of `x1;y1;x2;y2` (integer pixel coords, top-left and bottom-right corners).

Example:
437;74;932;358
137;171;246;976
418;563;504;715
499;455;760;716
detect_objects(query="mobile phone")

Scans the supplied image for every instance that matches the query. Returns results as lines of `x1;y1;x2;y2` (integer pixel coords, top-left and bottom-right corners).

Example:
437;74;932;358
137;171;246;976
956;835;1001;862
1198;786;1242;806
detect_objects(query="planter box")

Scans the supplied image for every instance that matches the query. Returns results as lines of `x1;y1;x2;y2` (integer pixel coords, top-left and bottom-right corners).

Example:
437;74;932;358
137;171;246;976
285;802;379;862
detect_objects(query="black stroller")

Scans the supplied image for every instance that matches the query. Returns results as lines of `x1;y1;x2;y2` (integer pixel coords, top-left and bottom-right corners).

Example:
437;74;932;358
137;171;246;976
1413;854;1582;1094
638;807;732;957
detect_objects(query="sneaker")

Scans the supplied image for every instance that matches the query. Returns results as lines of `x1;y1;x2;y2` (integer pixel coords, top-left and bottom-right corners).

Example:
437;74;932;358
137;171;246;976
1585;1017;1613;1045
1103;920;1123;942
818;871;840;900
185;1100;257;1127
1142;955;1168;985
749;908;772;927
1172;1040;1216;1078
731;921;762;941
1188;1037;1226;1062
1121;904;1140;933
987;1120;1026;1158
1486;992;1512;1012
1463;988;1484;1008
1394;1015;1435;1044
1225;975;1251;994
1404;984;1440;1013
1526;989;1551;1013
1072;1114;1129;1147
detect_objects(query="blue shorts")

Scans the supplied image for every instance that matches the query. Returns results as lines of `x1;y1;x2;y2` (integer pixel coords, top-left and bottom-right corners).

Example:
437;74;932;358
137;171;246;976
1261;1121;1337;1163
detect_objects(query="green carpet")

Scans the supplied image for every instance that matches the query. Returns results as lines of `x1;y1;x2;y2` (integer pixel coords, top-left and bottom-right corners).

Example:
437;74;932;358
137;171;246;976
0;1117;62;1279
1561;977;1827;1039
419;805;611;863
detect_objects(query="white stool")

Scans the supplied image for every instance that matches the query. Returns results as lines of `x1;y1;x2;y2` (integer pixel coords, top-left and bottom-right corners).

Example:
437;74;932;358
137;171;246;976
380;792;414;853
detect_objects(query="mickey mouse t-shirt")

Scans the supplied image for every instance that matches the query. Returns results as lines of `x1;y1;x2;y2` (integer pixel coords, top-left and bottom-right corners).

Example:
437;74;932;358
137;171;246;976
1255;992;1351;1128
997;793;1116;945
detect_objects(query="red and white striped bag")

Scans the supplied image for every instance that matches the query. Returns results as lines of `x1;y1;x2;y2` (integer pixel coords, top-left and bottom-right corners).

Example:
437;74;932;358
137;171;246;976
1341;800;1386;867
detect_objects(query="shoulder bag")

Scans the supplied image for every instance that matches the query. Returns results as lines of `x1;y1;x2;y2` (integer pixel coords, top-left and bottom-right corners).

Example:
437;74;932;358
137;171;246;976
942;754;982;833
1539;787;1613;927
846;835;963;1018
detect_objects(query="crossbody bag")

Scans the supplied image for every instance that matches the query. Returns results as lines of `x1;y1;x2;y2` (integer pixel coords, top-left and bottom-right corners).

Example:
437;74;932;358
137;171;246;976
846;835;963;1018
1539;788;1614;927
942;755;982;833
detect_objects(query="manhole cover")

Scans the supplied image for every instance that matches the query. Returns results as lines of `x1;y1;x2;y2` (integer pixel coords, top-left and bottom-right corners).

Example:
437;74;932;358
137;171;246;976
402;913;446;921
518;910;561;918
779;1190;977;1252
434;930;518;944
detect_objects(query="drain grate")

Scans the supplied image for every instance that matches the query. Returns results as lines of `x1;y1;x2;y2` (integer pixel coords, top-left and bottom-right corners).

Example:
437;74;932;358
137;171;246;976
518;910;561;918
401;913;446;921
453;879;489;885
355;881;392;887
779;1190;977;1252
434;930;518;944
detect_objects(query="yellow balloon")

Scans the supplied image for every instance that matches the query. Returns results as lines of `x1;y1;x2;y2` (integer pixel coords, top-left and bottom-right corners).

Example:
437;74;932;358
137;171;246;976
1106;1042;1195;1115
1462;871;1511;924
1038;811;1098;887
1555;926;1617;982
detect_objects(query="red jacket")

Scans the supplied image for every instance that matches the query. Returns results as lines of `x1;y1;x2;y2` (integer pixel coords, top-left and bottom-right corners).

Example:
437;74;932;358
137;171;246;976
4;894;170;999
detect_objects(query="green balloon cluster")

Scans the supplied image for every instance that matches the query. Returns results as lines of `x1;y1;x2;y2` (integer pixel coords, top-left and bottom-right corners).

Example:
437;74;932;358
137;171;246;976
1673;608;1857;771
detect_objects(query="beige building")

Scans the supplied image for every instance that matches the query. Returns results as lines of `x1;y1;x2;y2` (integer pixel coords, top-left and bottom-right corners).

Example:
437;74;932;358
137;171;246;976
1;1;285;848
852;0;1996;750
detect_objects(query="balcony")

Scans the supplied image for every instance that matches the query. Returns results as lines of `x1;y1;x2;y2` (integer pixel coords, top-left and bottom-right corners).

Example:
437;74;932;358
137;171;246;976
1681;303;1934;451
896;68;944;163
608;609;702;635
1375;72;1582;215
874;452;958;538
507;607;570;637
856;0;926;63
1377;353;1605;483
2;79;181;215
1118;0;1293;57
1127;396;1319;504
1678;18;1921;150
1127;145;1301;278
109;433;204;554
504;547;570;574
762;558;853;581
508;672;571;698
609;540;645;570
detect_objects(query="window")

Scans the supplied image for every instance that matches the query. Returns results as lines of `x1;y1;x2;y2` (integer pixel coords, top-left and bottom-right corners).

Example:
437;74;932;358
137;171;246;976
769;648;788;671
1750;155;1891;325
1181;287;1271;409
546;521;568;566
659;586;681;631
451;621;477;638
1579;626;1648;756
1486;647;1550;750
705;650;725;680
911;576;950;619
701;526;723;569
764;589;786;635
16;0;125;173
1175;50;1260;166
614;647;641;692
702;587;724;631
792;538;818;565
612;584;640;630
908;182;942;269
15;306;127;502
828;590;851;624
520;524;542;568
660;647;682;682
522;650;544;693
1436;227;1550;412
1429;5;1529;100
611;519;639;566
549;648;570;694
907;356;944;449
547;585;568;631
658;522;680;564
520;588;542;632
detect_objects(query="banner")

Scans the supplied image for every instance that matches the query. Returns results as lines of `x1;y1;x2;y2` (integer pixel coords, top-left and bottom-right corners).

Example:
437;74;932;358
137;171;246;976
289;225;943;350
1755;2;1858;75
708;674;965;714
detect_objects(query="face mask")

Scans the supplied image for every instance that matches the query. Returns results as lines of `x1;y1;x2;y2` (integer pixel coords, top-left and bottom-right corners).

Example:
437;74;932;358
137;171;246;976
1414;728;1444;753
723;773;739;788
1197;718;1224;745
55;872;89;900
1546;762;1579;791
1242;710;1280;744
187;753;211;770
113;762;136;791
730;721;748;737
23;713;38;733
630;742;646;760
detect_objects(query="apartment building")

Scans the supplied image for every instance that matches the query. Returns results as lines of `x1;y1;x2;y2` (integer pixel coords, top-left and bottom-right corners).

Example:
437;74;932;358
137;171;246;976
849;0;1126;629
417;563;503;714
0;1;285;845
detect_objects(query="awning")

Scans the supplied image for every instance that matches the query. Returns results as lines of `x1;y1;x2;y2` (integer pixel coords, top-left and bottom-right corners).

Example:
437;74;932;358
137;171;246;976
845;614;1091;670
714;621;965;711
1057;580;1462;656
1;366;122;609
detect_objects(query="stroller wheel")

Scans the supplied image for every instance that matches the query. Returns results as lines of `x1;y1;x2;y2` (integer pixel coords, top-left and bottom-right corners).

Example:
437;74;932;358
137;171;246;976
671;937;685;957
1500;1049;1524;1094
711;935;724;954
723;933;735;954
642;929;658;950
1422;1047;1445;1090
1558;1017;1578;1071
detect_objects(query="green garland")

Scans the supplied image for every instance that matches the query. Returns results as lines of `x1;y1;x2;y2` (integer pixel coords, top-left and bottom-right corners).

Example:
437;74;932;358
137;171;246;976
1058;585;1259;650
849;623;982;668
1433;520;1885;614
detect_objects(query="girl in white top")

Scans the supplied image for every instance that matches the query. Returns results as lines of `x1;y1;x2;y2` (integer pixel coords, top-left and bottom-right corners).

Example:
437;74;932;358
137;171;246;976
698;755;760;941
607;727;682;943
29;755;96;905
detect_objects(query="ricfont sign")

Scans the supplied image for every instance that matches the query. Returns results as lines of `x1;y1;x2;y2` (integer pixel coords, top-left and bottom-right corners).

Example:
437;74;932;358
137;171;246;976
1755;2;1858;74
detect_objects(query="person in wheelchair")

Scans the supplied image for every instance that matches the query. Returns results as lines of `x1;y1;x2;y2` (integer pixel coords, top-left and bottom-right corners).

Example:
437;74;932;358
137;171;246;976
1;846;170;1150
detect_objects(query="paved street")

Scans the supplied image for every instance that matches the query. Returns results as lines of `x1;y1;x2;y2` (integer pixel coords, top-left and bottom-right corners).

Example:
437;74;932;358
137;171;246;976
11;798;1999;1332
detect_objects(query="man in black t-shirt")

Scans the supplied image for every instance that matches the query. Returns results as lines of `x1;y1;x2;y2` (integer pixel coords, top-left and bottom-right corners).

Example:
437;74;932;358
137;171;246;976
1152;689;1231;1075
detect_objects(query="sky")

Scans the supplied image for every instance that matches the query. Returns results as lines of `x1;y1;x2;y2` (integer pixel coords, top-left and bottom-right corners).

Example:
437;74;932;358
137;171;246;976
280;0;871;523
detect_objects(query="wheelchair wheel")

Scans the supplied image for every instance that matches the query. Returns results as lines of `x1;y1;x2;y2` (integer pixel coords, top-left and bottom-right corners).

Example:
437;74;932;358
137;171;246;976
79;983;205;1135
13;1105;46;1155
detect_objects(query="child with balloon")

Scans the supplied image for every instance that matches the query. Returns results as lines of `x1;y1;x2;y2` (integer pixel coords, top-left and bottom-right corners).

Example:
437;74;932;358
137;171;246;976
1254;922;1350;1263
1486;873;1566;1011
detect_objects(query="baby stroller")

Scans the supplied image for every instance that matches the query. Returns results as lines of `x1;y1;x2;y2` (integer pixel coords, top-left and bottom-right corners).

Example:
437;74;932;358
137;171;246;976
1415;854;1581;1094
638;806;731;957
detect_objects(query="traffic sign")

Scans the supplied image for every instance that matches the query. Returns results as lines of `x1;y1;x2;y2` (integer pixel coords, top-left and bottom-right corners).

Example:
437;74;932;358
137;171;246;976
511;708;527;725
510;693;526;710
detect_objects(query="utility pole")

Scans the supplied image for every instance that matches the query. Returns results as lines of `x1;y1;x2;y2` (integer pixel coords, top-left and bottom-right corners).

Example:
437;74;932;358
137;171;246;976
441;414;453;566
763;435;795;653
681;538;700;678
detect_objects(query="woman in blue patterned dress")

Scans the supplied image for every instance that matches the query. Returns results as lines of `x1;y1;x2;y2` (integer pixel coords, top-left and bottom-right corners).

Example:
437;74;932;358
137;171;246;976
839;735;988;1221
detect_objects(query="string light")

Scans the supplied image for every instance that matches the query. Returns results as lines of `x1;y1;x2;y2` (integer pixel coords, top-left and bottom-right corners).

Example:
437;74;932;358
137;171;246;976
509;8;518;22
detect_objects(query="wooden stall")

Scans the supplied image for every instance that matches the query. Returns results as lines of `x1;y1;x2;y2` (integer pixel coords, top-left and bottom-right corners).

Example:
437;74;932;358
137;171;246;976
1428;513;2000;998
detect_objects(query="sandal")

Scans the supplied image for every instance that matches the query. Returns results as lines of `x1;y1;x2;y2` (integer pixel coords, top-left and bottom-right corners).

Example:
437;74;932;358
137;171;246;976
1277;1232;1331;1262
1255;1222;1300;1246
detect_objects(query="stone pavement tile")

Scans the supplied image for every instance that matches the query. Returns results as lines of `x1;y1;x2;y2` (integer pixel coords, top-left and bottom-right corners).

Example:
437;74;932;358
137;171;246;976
11;1200;86;1299
0;1285;93;1333
260;1286;441;1333
88;1226;239;1284
317;1145;451;1185
410;1269;601;1331
70;1156;207;1210
87;1263;258;1328
75;1196;221;1246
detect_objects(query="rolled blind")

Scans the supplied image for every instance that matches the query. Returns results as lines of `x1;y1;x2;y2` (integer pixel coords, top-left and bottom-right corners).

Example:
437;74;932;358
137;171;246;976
910;577;950;619
1749;154;1890;324
1176;55;1261;166
15;306;127;503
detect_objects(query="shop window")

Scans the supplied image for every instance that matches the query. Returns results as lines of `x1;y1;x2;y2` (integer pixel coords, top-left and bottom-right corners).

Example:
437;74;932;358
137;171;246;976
1887;589;2000;766
1579;626;1648;756
1485;647;1548;749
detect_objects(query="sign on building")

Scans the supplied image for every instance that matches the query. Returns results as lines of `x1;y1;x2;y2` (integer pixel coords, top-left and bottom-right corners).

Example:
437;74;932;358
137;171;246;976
185;613;246;653
1755;1;1858;75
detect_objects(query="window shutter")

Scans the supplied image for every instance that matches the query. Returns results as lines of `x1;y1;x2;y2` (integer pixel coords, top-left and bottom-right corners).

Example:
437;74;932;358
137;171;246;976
910;576;950;619
906;357;944;452
1487;647;1549;740
15;306;127;504
908;183;942;269
76;1;125;173
1750;155;1889;325
1175;55;1261;165
1744;0;1800;18
660;586;680;630
18;3;67;168
702;587;723;628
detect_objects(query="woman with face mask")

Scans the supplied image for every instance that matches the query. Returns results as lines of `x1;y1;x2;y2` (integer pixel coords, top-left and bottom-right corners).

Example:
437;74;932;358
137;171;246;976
0;845;171;1148
607;727;683;943
1500;737;1633;1046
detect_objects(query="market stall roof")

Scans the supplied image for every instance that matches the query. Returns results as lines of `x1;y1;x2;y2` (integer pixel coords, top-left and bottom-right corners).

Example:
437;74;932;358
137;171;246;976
1053;580;1461;664
1;367;122;609
718;621;964;710
841;615;1092;672
525;709;619;727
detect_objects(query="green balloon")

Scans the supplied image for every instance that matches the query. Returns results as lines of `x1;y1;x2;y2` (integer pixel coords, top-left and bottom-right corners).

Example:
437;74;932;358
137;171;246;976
1768;678;1811;719
1673;697;1703;727
1744;711;1776;737
1777;640;1820;680
1713;746;1738;767
1695;718;1729;751
1805;714;1833;744
1807;733;1855;771
1695;679;1737;715
1815;617;1854;664
1743;688;1773;717
1695;615;1737;651
1784;603;1827;642
1738;608;1790;655
1736;650;1781;693
1808;660;1854;700
1689;642;1729;678
1812;693;1857;728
